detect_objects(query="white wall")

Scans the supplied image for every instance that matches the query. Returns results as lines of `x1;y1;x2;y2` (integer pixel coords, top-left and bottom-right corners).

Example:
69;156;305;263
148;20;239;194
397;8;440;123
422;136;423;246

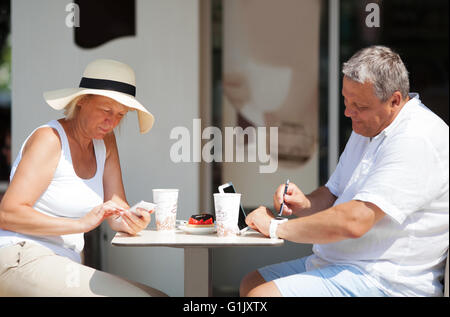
12;0;200;296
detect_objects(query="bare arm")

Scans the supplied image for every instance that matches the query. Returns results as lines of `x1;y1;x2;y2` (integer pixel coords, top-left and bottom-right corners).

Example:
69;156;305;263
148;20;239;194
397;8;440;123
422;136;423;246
300;186;338;217
103;132;151;235
0;128;83;235
0;128;122;235
246;200;385;244
102;132;129;209
277;200;385;244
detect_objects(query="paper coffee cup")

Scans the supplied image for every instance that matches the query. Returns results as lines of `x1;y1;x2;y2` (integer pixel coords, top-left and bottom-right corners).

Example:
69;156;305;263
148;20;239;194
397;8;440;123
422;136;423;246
153;189;179;231
214;193;241;237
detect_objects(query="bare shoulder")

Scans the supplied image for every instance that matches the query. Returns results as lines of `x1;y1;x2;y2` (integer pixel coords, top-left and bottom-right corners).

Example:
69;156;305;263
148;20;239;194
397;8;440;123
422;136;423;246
22;126;62;160
4;126;63;208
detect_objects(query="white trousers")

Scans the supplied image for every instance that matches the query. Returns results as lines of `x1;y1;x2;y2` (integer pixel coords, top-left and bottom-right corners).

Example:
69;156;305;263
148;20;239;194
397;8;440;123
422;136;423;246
0;241;167;297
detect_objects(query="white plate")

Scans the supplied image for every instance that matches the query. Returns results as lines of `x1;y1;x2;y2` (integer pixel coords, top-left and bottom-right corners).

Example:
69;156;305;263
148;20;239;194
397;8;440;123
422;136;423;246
179;225;216;235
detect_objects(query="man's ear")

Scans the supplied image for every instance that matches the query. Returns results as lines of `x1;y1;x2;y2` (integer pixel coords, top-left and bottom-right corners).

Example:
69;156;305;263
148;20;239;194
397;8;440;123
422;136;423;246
390;91;402;108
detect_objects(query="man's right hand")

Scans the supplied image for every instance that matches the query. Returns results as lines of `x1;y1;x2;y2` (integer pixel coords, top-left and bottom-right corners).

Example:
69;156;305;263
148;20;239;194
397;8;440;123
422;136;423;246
273;182;311;216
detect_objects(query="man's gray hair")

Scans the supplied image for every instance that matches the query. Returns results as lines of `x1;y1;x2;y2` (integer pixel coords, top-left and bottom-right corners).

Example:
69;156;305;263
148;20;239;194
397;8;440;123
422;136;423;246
342;46;409;101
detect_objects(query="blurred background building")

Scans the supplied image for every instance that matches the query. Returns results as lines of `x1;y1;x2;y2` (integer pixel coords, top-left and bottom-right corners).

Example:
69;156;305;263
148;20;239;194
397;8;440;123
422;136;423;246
0;0;448;296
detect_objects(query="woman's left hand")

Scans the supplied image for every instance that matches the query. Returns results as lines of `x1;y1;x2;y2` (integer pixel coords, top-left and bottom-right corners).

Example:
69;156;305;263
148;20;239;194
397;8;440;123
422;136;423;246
118;207;153;236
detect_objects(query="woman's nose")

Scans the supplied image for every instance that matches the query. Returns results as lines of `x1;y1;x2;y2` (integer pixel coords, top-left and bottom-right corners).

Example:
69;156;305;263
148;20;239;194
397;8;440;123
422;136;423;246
109;116;122;128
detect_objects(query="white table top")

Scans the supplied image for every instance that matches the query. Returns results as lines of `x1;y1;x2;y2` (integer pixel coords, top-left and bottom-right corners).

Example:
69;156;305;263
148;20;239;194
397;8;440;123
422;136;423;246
111;228;284;248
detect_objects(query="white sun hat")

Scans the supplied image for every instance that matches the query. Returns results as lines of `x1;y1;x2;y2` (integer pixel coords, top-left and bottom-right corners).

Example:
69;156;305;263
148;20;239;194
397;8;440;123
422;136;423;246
43;59;155;134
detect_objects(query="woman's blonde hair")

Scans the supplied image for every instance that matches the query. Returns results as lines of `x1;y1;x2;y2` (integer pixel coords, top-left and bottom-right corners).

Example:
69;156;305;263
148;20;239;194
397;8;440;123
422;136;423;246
63;94;91;120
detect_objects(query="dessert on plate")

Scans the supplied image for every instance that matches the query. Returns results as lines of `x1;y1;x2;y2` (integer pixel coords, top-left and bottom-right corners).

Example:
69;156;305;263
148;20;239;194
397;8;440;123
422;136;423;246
187;213;215;228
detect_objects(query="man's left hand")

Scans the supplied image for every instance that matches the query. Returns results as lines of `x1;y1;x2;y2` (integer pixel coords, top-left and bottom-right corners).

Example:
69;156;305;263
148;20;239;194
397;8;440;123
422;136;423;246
245;206;275;237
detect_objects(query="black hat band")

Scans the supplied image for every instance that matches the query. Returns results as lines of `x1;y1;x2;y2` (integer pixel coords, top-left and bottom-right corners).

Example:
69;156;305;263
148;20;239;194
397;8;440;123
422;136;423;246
79;77;136;97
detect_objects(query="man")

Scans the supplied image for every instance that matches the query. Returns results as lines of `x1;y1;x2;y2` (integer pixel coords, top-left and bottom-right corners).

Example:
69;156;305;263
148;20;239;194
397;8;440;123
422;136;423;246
240;46;449;297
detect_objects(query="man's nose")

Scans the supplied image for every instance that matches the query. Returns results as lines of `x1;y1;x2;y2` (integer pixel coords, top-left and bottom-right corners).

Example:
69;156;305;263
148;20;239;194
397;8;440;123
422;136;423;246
344;106;356;118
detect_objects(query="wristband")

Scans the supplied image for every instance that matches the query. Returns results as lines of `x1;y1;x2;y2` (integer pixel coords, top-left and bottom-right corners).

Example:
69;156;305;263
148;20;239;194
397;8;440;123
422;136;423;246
269;217;288;239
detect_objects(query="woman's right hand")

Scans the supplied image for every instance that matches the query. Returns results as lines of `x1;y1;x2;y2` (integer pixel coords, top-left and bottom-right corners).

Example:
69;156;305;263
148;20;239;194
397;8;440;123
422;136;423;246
273;182;311;216
78;201;125;233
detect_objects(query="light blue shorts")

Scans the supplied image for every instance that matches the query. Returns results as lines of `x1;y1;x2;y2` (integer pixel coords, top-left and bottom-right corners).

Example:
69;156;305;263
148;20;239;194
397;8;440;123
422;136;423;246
258;256;388;297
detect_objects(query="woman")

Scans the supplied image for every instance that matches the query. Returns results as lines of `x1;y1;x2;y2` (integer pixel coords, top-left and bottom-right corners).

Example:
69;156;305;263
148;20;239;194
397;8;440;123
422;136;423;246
0;59;166;296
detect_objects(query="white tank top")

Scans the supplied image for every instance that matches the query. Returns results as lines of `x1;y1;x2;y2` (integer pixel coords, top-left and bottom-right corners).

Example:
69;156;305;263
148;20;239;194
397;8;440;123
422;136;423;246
0;120;105;263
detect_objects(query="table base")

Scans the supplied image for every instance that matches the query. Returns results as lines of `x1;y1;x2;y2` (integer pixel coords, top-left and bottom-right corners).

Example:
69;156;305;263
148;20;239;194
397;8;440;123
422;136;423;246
184;248;212;296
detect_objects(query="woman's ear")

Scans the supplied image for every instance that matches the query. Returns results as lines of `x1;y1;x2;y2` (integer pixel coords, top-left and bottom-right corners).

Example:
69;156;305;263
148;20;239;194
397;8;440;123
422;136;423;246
77;94;91;107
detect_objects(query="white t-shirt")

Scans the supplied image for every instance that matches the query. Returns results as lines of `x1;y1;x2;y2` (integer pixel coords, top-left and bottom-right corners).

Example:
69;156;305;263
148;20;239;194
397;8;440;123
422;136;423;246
0;120;105;263
310;93;449;296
